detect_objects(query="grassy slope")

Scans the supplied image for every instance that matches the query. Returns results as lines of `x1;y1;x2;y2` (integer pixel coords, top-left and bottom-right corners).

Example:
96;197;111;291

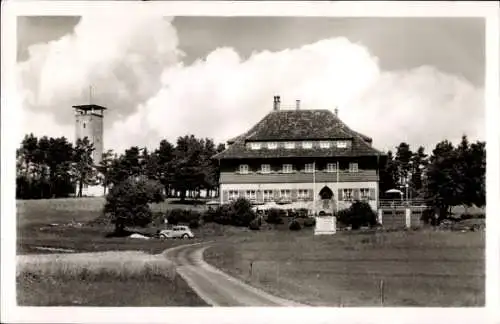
16;198;214;306
204;228;485;307
17;197;214;254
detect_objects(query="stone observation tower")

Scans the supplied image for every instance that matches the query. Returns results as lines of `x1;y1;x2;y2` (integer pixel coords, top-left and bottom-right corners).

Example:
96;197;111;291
72;104;106;165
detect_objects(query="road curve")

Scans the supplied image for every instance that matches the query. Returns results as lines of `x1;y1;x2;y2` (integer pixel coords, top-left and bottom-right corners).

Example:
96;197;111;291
163;242;305;307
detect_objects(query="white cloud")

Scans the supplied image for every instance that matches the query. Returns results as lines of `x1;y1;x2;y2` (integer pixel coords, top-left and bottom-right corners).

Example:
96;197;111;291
17;15;484;155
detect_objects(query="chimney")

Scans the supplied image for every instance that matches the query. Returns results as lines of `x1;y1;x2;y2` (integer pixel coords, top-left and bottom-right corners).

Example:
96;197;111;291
273;95;281;111
334;107;339;116
296;99;301;110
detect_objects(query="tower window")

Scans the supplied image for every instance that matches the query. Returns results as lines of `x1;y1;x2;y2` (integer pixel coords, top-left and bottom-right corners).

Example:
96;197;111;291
83;123;86;129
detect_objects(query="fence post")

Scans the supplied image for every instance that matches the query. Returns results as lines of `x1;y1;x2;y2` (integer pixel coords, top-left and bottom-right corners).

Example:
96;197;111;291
379;279;385;306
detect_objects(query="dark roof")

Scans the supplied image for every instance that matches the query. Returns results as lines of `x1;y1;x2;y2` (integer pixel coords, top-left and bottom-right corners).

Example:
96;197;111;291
72;104;107;111
214;109;383;160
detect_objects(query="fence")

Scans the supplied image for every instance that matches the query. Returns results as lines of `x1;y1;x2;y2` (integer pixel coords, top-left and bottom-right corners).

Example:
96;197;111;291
378;199;428;229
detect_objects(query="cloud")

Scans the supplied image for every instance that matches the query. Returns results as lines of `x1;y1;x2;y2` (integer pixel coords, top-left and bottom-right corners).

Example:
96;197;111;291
17;15;484;154
17;14;182;132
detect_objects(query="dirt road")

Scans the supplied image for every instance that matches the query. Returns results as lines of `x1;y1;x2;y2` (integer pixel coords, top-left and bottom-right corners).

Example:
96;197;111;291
164;243;305;307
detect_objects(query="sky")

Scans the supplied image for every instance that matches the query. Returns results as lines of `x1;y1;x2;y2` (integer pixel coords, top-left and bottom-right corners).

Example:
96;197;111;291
16;15;486;154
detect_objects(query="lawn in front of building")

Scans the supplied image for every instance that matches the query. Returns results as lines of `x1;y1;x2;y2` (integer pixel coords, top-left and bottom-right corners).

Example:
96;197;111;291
204;228;485;307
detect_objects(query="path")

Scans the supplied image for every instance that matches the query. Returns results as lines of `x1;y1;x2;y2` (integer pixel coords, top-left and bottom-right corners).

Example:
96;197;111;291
164;243;305;307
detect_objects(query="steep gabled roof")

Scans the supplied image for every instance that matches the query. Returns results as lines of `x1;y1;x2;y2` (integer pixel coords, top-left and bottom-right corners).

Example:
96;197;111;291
214;109;382;160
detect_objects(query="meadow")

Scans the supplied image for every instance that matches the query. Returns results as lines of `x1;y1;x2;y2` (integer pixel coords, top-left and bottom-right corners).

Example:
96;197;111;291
16;197;213;306
204;227;485;307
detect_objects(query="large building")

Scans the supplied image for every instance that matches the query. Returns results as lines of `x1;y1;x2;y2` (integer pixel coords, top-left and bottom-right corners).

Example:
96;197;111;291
213;96;385;214
73;104;107;196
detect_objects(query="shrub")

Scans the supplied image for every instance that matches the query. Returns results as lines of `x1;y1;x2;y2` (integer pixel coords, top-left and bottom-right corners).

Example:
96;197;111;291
289;219;302;231
189;219;200;229
266;208;284;224
230;198;256;227
336;200;377;230
213;204;233;225
303;217;316;227
297;208;309;218
166;209;201;225
103;178;165;233
248;218;260;230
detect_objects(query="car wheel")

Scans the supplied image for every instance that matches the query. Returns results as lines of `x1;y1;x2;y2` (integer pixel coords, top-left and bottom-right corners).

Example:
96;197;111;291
160;234;167;240
182;234;189;239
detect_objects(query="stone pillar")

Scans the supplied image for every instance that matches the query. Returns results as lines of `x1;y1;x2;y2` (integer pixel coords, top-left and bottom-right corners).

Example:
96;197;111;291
378;209;383;225
405;208;411;228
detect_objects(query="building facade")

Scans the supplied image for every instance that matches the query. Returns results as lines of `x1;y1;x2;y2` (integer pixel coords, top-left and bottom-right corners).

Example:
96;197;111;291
213;96;385;214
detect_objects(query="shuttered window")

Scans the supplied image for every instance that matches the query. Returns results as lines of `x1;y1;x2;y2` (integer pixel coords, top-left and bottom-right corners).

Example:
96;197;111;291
261;164;271;173
349;162;359;173
360;188;370;200
228;190;239;201
263;190;274;201
342;189;353;201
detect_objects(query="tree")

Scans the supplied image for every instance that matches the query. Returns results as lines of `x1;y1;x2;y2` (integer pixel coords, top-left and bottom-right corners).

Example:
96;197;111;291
155;139;175;196
379;151;399;197
410;146;428;198
424;140;462;220
395;142;413;191
98;150;116;195
72;137;96;197
103;177;165;233
171;135;205;200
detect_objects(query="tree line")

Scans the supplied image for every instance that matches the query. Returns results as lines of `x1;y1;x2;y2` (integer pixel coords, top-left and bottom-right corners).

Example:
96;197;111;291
16;132;485;220
16;133;225;200
379;135;485;218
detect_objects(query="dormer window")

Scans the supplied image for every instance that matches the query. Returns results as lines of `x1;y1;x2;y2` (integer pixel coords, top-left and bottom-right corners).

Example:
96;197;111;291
267;142;278;150
284;142;295;149
239;164;249;174
302;141;313;149
250;142;261;150
337;141;348;148
320;141;331;149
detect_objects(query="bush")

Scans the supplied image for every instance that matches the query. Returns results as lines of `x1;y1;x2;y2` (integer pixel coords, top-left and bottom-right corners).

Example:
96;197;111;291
103;178;165;233
336;200;377;230
166;209;201;225
303;217;316;227
210;198;257;227
297;208;309;218
248;218;260;230
266;208;284;224
289;219;302;231
189;219;200;229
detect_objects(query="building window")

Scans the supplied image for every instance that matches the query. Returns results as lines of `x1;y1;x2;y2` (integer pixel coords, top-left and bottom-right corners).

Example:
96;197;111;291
239;164;249;174
282;164;293;173
337;141;348;148
263;190;274;202
250;142;261;150
245;190;256;201
228;190;239;201
326;163;337;173
302;141;313;149
343;189;353;201
261;164;271;174
280;189;291;199
304;163;314;173
284;142;295;149
319;141;331;149
349;162;359;173
267;142;278;150
360;188;370;200
298;189;310;199
83;123;86;129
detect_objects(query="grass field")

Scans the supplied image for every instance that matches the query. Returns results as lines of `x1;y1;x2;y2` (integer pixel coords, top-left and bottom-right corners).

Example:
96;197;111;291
16;197;217;254
17;251;206;306
16;197;216;306
204;228;485;307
